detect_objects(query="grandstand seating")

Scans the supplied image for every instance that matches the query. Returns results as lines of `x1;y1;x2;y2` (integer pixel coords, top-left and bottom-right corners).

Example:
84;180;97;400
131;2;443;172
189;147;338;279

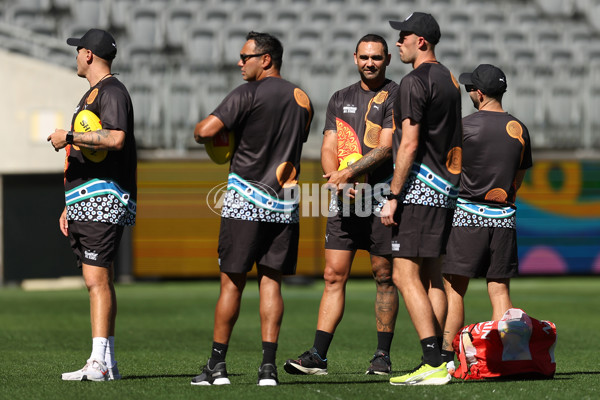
0;0;598;154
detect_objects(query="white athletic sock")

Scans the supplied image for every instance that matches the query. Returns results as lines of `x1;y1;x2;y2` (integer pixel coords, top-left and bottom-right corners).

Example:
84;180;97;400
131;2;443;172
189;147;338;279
90;337;108;363
105;336;116;368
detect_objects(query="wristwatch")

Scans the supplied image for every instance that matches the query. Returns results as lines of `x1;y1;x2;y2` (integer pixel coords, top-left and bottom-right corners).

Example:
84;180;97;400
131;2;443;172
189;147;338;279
66;131;74;145
386;192;402;201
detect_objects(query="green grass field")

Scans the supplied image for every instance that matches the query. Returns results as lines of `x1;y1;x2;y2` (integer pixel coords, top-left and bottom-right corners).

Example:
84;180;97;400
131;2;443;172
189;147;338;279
1;276;599;400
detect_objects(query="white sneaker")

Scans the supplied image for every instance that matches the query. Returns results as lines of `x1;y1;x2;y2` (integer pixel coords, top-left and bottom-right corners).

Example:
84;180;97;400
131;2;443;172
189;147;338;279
62;359;109;381
107;362;122;381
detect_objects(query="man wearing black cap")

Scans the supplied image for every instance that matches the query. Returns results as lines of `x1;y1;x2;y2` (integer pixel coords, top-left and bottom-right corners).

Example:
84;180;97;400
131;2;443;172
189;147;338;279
441;64;532;375
48;28;136;382
381;12;462;385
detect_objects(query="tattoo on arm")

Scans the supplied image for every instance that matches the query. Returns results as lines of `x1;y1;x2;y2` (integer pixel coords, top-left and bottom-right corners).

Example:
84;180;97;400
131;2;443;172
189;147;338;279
75;129;115;150
346;145;392;178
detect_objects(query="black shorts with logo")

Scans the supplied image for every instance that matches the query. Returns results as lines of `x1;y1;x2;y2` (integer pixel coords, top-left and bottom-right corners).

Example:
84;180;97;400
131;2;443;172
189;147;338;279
218;218;299;275
68;220;124;268
325;212;391;256
443;226;518;279
391;204;454;258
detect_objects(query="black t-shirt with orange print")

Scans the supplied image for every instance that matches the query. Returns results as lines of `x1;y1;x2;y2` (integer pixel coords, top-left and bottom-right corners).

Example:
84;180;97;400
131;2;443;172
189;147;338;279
394;62;462;209
212;76;313;223
459;110;532;205
64;76;137;226
324;79;397;186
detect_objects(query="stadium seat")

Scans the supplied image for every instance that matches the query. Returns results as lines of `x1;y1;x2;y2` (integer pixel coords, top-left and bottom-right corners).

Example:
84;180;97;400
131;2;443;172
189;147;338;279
544;84;583;148
510;6;541;28
109;0;136;29
164;5;197;50
128;5;163;50
46;43;74;68
2;37;32;58
467;27;495;54
18;0;52;11
584;84;600;148
5;4;43;28
269;7;303;25
504;82;544;140
479;8;506;27
305;7;338;29
535;0;576;16
51;0;73;11
435;42;463;70
70;0;109;29
223;27;254;64
259;22;290;44
202;4;233;27
199;71;231;117
128;79;163;148
185;27;221;66
235;5;269;27
339;5;373;26
324;27;357;64
471;45;501;66
164;78;201;149
286;44;316;65
300;65;337;108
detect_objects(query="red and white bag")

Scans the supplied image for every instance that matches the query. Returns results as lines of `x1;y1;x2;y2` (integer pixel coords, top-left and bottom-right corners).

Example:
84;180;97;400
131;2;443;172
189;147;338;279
452;308;557;380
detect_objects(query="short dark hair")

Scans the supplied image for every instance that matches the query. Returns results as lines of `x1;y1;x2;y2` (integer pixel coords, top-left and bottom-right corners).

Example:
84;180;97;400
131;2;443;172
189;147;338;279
355;34;389;55
246;31;283;70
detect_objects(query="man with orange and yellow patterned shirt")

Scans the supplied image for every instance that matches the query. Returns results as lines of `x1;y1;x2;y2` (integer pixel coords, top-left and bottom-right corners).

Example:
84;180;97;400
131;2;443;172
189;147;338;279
285;34;399;376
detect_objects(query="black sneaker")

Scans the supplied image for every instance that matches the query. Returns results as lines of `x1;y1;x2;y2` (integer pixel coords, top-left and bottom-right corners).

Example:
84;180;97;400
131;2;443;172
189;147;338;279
283;348;328;375
190;361;231;385
257;363;279;386
365;350;392;375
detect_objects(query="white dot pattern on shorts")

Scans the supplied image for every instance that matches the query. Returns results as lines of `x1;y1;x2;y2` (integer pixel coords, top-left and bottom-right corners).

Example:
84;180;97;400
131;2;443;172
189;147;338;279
452;207;516;228
221;190;298;223
67;194;135;225
401;175;457;209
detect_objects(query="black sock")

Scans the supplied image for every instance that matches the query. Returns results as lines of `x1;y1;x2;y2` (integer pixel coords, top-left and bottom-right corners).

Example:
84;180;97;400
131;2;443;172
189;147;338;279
420;336;442;367
261;341;278;366
376;332;394;354
313;330;334;359
441;350;455;364
208;342;228;368
436;336;443;349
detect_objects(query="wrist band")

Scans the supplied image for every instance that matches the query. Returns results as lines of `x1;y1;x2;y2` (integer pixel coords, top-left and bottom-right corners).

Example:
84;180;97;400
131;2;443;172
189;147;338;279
66;131;74;145
386;192;401;201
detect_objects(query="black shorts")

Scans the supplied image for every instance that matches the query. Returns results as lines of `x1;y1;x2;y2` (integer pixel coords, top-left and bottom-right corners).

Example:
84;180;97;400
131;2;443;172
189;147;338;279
68;221;124;268
443;226;518;279
325;212;391;256
218;218;299;275
391;204;454;258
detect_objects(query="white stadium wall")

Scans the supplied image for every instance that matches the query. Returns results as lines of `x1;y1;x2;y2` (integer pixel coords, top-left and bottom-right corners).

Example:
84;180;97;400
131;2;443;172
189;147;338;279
0;49;87;174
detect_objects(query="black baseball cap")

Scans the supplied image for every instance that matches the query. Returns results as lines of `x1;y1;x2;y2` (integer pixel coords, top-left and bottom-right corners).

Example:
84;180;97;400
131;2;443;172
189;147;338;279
389;12;441;45
67;29;117;60
459;64;507;96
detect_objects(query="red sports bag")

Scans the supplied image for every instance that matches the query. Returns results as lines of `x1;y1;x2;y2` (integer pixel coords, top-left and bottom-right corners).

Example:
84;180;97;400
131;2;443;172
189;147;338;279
452;308;557;380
